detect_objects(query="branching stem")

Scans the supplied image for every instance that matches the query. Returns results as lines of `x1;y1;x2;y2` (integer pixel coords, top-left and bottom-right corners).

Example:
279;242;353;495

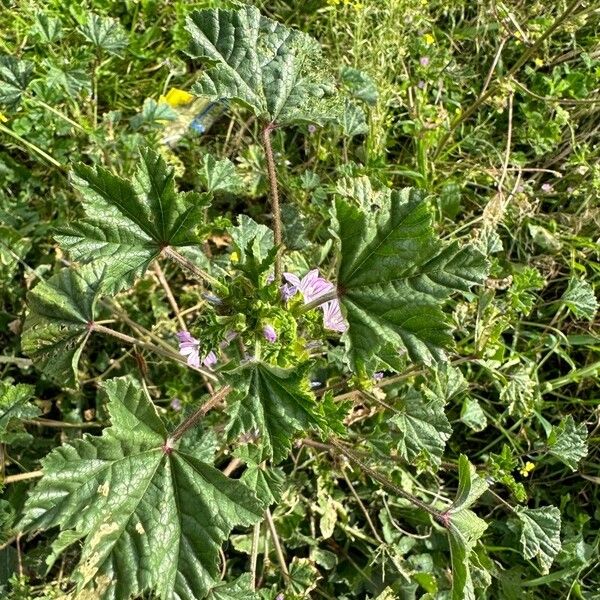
261;123;283;281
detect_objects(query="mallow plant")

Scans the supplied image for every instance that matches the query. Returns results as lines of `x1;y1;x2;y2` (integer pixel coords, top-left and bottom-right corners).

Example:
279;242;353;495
11;5;568;600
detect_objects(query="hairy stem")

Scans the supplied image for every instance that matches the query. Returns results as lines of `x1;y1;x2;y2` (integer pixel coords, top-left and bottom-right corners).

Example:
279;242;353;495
328;438;446;525
299;289;339;313
153;261;186;331
261;123;283;281
162;246;221;289
167;385;231;445
250;521;261;589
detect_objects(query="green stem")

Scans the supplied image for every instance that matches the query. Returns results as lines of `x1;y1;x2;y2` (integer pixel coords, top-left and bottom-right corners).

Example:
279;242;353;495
31;98;87;133
542;360;600;392
265;507;290;582
261;123;283;281
0;123;62;169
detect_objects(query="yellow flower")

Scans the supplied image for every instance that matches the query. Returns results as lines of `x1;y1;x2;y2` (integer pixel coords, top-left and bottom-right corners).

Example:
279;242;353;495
0;112;7;123
423;33;435;45
534;58;544;67
230;251;239;263
519;461;535;477
159;88;194;108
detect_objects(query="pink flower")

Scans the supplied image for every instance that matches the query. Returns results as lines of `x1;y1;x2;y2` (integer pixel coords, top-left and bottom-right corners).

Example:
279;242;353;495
321;300;347;333
283;270;348;333
177;331;217;370
541;183;553;192
283;269;334;303
419;56;430;67
263;324;277;343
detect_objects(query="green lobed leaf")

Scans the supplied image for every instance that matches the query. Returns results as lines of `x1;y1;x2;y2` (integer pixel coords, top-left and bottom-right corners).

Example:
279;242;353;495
0;382;39;445
32;14;62;44
130;98;178;129
56;147;209;292
229;215;277;284
19;377;263;600
199;154;243;194
333;182;487;368
226;361;333;463
21;265;104;388
547;415;588;472
389;388;452;471
561;277;598;321
446;455;489;600
78;13;128;55
514;506;561;574
186;6;348;126
0;55;33;108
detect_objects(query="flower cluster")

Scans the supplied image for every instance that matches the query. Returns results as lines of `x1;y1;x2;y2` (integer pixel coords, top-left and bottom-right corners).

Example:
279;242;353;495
283;269;348;333
176;331;217;369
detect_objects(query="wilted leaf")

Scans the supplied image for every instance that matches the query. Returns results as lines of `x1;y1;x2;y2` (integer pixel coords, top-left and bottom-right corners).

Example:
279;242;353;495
561;278;598;321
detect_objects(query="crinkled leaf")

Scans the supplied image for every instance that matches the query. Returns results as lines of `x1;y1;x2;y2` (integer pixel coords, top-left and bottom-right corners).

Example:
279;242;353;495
78;13;128;55
0;55;33;108
340;66;378;105
226;362;331;463
229;215;276;284
186;6;347;126
21;266;104;388
199;154;243;194
561;278;598;321
241;463;285;507
206;574;258;600
0;382;39;444
20;377;263;600
547;415;588;472
447;456;489;600
334;183;487;368
56;147;209;292
460;397;487;432
515;506;561;574
389;389;451;471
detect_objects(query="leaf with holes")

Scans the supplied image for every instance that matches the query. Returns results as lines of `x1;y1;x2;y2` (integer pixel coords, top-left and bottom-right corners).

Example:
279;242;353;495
19;377;263;600
21;266;104;388
186;6;348;126
333;181;487;368
56;147;210;292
